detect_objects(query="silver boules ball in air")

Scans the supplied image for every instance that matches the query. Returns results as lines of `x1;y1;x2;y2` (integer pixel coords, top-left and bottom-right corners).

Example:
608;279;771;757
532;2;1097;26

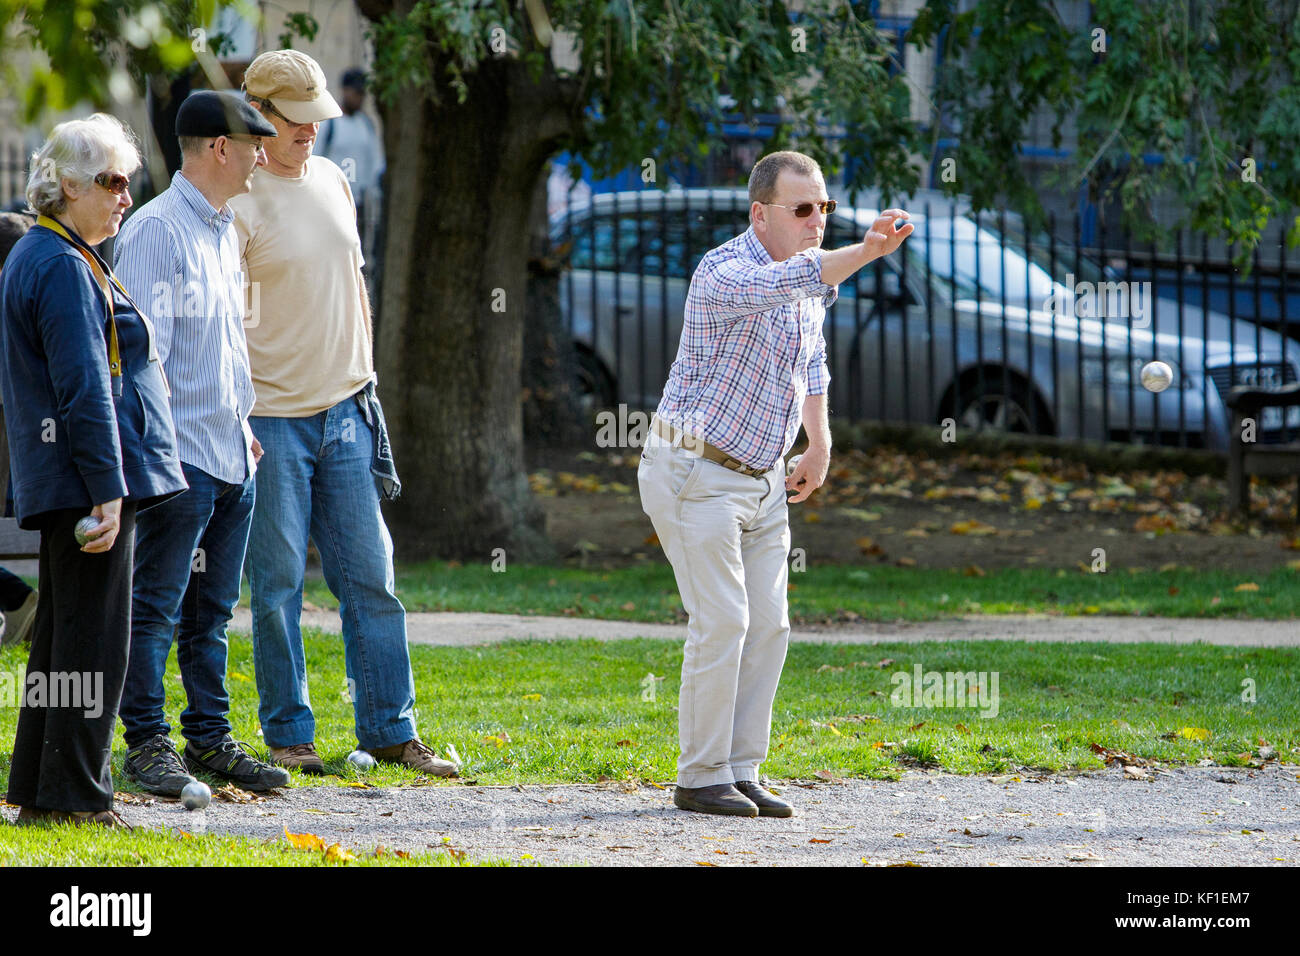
73;515;100;546
1140;361;1174;393
180;780;211;811
347;749;376;771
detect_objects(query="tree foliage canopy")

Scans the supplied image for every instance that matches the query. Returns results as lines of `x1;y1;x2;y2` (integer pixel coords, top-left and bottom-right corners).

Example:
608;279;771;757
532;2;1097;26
4;0;1297;252
360;0;923;198
910;0;1300;251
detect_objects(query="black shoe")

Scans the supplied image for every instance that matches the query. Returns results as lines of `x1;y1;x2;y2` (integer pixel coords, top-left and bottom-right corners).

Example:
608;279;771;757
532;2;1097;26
673;783;759;817
734;780;794;818
185;735;291;792
124;734;197;797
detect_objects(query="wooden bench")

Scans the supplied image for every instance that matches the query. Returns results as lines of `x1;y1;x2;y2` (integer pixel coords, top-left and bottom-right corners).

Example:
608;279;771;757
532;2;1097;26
1225;382;1300;518
0;407;40;559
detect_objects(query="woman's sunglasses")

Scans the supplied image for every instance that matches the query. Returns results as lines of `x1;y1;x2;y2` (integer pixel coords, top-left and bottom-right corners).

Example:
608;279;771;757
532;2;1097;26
762;200;837;218
93;172;131;195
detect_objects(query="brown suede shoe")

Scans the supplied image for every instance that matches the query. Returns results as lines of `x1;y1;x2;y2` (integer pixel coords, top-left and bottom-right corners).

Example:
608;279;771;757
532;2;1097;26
368;738;459;777
270;742;327;775
734;780;794;818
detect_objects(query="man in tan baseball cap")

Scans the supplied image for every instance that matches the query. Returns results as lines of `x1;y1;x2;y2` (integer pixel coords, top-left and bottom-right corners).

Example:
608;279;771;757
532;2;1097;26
242;49;342;125
232;49;460;781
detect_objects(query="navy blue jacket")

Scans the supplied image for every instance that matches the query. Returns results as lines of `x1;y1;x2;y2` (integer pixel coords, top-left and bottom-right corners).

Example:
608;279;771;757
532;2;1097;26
0;222;186;529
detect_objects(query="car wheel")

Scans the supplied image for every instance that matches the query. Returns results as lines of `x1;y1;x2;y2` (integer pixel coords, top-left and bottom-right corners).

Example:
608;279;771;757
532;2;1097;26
952;373;1053;435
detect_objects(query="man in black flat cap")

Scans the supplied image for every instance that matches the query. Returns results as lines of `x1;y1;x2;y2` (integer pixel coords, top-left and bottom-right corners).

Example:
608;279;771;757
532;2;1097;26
113;90;292;794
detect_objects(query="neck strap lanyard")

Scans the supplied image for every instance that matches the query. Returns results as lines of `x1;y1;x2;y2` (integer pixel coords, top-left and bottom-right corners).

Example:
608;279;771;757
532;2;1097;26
37;214;127;398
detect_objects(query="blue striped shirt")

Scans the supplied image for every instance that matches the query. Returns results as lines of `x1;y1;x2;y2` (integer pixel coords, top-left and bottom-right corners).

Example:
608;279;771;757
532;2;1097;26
114;171;256;485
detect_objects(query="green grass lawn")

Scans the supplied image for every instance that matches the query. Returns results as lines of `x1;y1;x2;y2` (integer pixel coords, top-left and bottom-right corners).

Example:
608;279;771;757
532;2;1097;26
0;825;501;866
3;633;1294;791
279;561;1300;622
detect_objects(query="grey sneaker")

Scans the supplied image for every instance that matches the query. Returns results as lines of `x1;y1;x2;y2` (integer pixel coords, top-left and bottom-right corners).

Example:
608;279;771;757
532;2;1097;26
185;736;291;791
124;734;197;797
0;588;37;647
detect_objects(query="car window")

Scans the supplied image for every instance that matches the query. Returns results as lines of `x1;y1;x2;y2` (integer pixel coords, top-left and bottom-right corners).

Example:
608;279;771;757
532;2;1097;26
920;216;1102;302
636;207;748;279
567;212;640;272
635;217;690;279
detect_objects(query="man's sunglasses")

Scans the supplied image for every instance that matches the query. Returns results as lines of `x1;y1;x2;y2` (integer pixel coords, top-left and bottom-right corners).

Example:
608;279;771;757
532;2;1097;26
255;97;302;126
93;172;131;195
763;200;837;217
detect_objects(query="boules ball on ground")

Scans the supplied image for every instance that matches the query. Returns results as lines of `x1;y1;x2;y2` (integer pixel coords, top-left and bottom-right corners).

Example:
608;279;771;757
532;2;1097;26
180;780;211;811
347;750;376;771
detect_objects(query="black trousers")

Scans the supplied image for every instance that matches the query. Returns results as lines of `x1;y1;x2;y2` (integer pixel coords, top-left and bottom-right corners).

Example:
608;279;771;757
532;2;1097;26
6;504;136;811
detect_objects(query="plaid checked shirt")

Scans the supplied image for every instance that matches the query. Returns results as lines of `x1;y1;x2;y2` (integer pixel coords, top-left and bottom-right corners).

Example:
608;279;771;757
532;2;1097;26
656;226;837;471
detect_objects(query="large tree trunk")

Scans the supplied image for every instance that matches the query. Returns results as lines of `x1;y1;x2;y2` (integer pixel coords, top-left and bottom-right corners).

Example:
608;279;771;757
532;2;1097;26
374;56;573;561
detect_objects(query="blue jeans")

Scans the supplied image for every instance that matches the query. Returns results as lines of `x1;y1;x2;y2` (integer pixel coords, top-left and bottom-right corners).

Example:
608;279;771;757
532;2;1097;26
121;462;254;749
245;396;416;750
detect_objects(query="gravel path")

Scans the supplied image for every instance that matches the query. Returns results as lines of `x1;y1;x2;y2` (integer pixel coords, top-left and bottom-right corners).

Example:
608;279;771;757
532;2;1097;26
228;610;1300;647
10;765;1292;866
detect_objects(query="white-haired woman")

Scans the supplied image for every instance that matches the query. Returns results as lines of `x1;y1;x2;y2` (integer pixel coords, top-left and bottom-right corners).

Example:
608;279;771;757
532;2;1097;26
0;113;186;828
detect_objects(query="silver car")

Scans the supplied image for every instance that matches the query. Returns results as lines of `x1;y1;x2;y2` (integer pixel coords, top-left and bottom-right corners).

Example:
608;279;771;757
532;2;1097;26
552;187;1300;451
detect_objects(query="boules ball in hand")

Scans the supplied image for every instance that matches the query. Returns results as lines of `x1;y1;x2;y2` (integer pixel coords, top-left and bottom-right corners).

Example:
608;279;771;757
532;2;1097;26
1140;361;1174;393
180;780;211;811
347;749;376;771
786;454;802;477
73;515;100;546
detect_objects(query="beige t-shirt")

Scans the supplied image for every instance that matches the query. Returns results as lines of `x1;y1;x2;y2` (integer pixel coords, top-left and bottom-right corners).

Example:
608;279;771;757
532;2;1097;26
230;156;373;417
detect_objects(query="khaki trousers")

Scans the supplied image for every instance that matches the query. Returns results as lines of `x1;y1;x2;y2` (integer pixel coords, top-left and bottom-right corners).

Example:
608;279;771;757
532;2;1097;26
638;433;792;788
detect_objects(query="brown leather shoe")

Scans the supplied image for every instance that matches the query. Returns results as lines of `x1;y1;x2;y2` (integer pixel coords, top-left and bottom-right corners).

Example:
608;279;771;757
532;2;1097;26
734;780;794;818
673;783;759;817
270;742;327;775
368;738;459;777
45;809;133;830
14;806;51;825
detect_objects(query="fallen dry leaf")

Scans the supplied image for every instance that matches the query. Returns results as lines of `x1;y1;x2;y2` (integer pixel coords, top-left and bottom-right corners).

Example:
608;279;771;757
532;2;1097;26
214;785;265;804
285;829;326;851
324;843;358;863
